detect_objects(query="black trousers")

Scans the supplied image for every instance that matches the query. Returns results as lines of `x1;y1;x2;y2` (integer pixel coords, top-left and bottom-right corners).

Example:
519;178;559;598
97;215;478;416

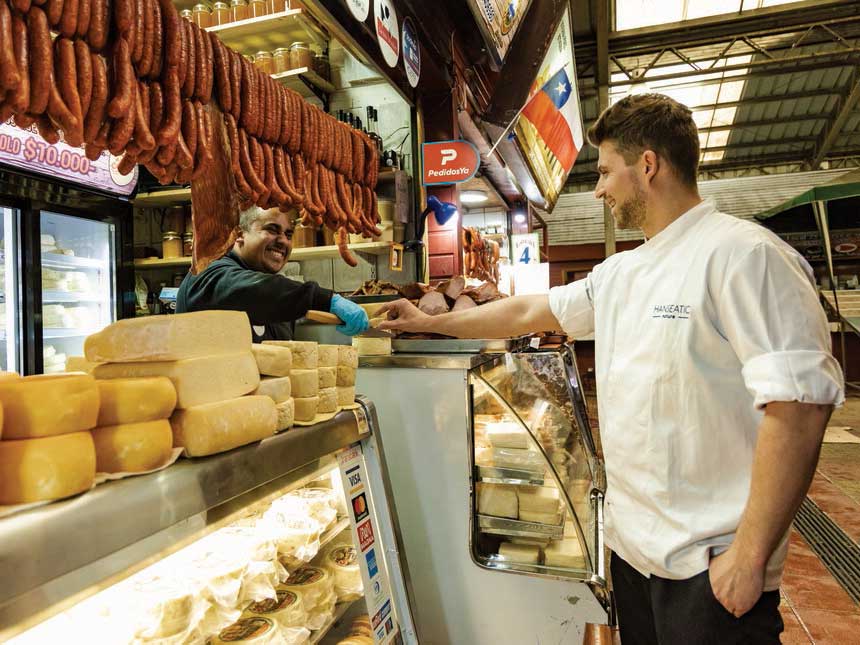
611;552;784;645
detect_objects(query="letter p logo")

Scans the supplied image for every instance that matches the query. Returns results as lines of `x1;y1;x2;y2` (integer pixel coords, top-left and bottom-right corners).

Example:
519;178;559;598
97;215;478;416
440;148;457;165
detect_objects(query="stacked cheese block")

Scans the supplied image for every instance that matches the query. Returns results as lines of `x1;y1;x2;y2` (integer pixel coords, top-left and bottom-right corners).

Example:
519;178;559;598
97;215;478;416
0;371;99;504
477;481;563;525
250;344;295;432
85;311;278;458
336;346;358;408
263;341;320;423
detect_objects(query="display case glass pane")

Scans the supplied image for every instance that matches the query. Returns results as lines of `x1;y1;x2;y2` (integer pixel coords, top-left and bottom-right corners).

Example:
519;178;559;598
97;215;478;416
1;207;19;373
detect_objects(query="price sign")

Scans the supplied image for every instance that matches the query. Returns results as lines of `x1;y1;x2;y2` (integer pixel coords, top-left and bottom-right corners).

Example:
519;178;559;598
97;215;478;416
511;233;540;264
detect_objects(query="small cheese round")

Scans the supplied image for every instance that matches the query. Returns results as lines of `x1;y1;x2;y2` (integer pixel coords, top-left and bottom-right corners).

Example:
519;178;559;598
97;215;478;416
336;386;355;407
211;617;279;644
293;396;319;422
337;346;358;368
317;345;339;368
263;341;318;369
336;366;356;387
251;344;293;377
254;376;292;403
276;399;295;432
321;543;363;602
243;588;308;629
289;369;319;398
92;419;173;473
318;387;337;413
281;566;333;610
318;366;336;389
96;377;177;426
0;373;100;439
0;432;96;504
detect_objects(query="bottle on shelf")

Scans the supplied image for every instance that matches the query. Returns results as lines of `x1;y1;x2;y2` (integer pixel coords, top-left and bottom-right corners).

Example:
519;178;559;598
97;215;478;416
372;107;383;152
366;106;382;152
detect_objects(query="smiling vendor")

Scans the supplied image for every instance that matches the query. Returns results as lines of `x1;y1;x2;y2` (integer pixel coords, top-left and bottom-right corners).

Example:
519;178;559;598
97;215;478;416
176;206;368;340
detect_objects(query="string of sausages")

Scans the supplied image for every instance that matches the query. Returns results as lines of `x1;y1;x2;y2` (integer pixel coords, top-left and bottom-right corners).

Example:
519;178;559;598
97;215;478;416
0;0;381;266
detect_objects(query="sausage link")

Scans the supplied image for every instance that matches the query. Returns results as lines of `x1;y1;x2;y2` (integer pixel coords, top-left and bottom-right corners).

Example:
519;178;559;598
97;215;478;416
157;0;179;73
149;0;162;78
201;24;213;103
11;0;31;12
239;130;267;199
249;135;270;203
34;114;61;144
74;39;92;118
131;0;144;64
275;86;287;146
156;65;180;145
148;80;162;132
107;76;136;154
107;36;132;118
273;147;296;205
9;11;29;115
211;35;231;114
138;0;154;77
239;56;253;132
264;144;288;206
181;99;197;165
174;127;193;169
132;80;155;150
291;153;305;198
12;112;33;128
55;38;84;145
337;227;358;267
26;8;51;115
225;113;253;197
59;0;78;38
181;18;195;99
113;0;132;36
86;0;108;52
83;51;106;142
75;0;90;37
192;23;205;101
230;49;241;121
117;150;138;175
85;142;104;161
156;138;176;165
45;0;63;29
0;0;20;93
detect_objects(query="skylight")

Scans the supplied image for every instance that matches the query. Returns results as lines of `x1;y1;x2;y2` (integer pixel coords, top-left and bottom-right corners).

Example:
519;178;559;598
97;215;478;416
615;0;807;31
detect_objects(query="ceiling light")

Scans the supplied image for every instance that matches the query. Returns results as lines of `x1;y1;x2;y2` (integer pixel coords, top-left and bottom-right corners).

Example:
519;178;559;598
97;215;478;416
460;189;488;204
514;212;527;223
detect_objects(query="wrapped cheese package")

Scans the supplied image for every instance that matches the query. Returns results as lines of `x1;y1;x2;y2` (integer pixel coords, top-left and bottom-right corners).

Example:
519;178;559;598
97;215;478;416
273;488;338;530
498;542;541;565
243;588;309;630
280;566;334;614
259;511;323;569
319;543;363;602
476;482;518;519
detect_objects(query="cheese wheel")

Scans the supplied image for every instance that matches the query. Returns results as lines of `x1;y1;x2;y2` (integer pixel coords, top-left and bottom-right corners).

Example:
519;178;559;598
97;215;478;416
0;432;95;504
317;345;339;367
318;366;336;389
254;376;292;403
499;542;541;565
170;395;277;457
519;509;562;525
244;588;308;629
211;617;279;644
321;543;363;601
544;538;586;569
0;373;100;439
336;366;355;387
337;346;358;368
92;419;173;473
476;482;518;519
94;353;260;409
318;387;337;413
336;386;355;407
289;369;319;397
0;371;21;381
96;377;177;426
262;341;317;369
129;574;202;639
85;311;252;363
293;396;318;422
251;344;292;377
65;356;100;373
352;336;391;356
281;566;333;610
276;398;295;432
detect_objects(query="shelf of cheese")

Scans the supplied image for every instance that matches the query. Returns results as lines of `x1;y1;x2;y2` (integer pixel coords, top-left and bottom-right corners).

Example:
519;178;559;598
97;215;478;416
42;290;104;304
41;252;107;271
206;9;327;50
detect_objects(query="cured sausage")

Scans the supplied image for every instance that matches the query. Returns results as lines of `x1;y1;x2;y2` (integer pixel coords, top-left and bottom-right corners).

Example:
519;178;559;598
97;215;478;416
132;80;155;150
239;56;253;132
181;99;197;165
337;227;358;267
59;0;78;38
74;38;92;118
83;51;107;142
150;0;162;78
249;135;270;202
211;36;231;114
117;150;138;175
107;77;136;154
238;129;264;200
12;112;34;128
131;0;144;64
8;12;29;115
138;0;154;78
201;25;213;103
107;36;132;118
27;7;51;114
181;19;195;99
230;49;241;121
45;0;63;29
113;0;132;36
157;0;180;74
0;0;20;93
34;114;60;144
157;66;180;145
225;113;253;197
274;147;302;205
263;143;288;205
174;127;193;169
86;0;108;52
75;0;90;37
11;0;31;13
148;80;162;132
193;23;206;101
156;138;177;165
55;38;84;145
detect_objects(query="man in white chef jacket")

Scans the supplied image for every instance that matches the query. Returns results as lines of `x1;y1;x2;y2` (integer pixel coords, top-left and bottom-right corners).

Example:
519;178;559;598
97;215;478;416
377;94;844;644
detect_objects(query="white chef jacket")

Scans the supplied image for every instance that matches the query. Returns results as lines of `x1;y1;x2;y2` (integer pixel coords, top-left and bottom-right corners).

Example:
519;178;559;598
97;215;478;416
548;200;844;590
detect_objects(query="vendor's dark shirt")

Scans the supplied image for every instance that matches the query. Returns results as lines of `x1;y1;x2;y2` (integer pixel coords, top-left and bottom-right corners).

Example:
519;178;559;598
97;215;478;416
176;250;333;342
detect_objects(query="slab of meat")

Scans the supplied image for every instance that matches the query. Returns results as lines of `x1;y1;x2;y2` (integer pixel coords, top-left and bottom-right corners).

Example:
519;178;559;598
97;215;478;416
462;281;503;304
436;275;465;302
452;294;478;311
397;282;432;301
418;290;449;316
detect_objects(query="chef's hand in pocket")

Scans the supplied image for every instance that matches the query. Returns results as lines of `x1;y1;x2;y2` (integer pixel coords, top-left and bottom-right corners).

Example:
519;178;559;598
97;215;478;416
329;295;369;336
708;545;765;618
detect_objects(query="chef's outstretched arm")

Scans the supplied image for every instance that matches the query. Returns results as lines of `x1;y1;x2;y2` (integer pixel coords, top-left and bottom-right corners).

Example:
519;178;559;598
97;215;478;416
377;295;562;338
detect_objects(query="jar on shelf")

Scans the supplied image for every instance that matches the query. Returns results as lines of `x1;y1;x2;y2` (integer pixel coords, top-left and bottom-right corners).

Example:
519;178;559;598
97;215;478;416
254;51;274;74
180;8;193;20
192;3;212;28
230;0;249;21
182;232;194;257
162;232;183;259
313;52;329;80
213;1;231;24
292;223;316;248
249;0;267;17
289;42;312;70
267;0;288;13
273;47;291;73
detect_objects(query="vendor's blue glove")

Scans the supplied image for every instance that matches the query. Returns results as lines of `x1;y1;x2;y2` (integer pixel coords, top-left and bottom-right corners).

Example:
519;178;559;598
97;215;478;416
330;294;369;336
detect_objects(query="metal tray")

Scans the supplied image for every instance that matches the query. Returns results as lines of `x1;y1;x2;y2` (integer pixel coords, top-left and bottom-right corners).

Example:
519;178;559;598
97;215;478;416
478;514;565;539
392;335;530;354
477;465;545;487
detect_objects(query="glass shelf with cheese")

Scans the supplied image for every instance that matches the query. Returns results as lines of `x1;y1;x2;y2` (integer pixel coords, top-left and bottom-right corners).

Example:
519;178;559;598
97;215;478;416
469;347;606;587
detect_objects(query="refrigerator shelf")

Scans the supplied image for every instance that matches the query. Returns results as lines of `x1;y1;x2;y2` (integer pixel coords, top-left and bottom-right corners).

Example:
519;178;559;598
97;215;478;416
43;328;94;339
478;514;565;540
41;290;104;304
476;465;546;487
41;253;107;271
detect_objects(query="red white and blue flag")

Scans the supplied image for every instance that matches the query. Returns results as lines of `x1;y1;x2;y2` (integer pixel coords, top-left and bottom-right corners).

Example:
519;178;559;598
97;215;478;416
521;65;582;172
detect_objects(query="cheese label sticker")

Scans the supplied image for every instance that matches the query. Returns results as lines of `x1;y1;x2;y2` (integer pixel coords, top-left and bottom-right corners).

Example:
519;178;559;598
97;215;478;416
247;589;298;614
357;519;375;552
329;545;358;567
289;567;324;585
218;617;274;641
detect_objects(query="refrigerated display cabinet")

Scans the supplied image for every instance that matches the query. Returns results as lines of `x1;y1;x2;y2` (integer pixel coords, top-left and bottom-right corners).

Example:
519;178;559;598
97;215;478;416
0;206;20;373
0;399;416;645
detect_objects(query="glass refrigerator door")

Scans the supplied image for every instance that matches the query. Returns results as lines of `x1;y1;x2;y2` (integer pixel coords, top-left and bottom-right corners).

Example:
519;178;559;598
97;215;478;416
1;207;20;373
40;211;115;372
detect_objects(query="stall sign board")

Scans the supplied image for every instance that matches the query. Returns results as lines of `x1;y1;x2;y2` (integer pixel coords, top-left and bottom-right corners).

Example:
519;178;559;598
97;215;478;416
0;118;138;196
347;0;370;21
467;0;531;66
781;229;860;262
513;7;583;210
402;16;420;88
374;0;400;67
337;442;398;644
512;232;540;264
422;140;480;185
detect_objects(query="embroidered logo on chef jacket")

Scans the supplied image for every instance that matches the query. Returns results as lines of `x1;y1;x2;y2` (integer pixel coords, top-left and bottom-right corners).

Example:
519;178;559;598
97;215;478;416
651;304;692;320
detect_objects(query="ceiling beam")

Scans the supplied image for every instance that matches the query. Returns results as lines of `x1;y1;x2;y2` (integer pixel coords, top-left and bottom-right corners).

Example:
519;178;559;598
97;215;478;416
698;115;830;133
809;75;860;168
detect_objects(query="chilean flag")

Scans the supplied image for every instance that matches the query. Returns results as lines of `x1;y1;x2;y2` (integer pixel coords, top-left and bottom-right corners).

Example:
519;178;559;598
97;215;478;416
521;66;581;172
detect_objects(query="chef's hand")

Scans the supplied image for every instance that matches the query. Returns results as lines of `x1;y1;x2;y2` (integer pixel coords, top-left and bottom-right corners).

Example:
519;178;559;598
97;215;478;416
329;295;369;336
377;299;429;333
708;545;765;618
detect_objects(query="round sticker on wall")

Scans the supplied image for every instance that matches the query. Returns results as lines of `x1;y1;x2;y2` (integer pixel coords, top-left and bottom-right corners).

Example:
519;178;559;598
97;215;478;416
346;0;369;21
402;16;420;88
374;0;400;67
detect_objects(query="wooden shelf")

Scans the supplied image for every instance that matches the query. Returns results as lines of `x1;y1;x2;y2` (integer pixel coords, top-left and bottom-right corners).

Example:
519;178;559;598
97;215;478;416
272;66;336;97
133;242;392;269
207;9;327;51
133;188;192;206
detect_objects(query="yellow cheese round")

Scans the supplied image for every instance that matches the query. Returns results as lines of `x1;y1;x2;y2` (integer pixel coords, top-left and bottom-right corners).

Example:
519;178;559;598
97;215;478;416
211;617;279;644
281;566;333;610
318;387;337;414
317;345;339;368
276;398;295;432
0;371;21;381
254;376;292;403
318;366;336;389
171;395;277;457
0;373;100;439
263;341;318;369
336;366;356;387
65;356;100;373
336;386;355;407
96;377;177;426
293;396;319;422
0;432;96;504
251;344;293;377
337;346;358;368
243;588;308;629
289;369;319;398
92;419;173;473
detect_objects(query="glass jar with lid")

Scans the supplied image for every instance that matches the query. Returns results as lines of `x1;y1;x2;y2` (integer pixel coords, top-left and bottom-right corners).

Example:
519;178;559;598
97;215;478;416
192;3;212;28
254;51;274;75
273;48;291;73
266;0;287;13
313;52;329;80
182;232;194;257
162;232;183;259
230;0;249;21
212;1;230;24
249;0;267;17
289;42;312;70
179;8;193;20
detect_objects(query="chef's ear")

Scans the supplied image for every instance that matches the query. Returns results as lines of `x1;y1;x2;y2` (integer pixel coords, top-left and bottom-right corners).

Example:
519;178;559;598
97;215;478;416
234;228;246;248
642;150;659;183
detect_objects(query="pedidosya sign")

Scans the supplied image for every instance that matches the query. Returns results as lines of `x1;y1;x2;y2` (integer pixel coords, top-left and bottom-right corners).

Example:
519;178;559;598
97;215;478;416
422;140;479;185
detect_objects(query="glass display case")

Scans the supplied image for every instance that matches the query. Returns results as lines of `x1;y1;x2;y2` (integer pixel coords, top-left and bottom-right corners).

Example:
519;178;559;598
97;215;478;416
0;206;19;372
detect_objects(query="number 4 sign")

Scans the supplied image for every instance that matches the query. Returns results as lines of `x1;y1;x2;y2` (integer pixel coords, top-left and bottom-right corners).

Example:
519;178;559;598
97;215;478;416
511;233;540;265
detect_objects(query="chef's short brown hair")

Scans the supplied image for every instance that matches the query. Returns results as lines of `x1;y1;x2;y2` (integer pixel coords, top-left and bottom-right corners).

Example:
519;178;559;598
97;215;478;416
587;93;699;188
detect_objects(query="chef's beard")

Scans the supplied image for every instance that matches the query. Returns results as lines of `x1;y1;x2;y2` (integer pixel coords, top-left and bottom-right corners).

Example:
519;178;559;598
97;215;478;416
615;179;647;230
